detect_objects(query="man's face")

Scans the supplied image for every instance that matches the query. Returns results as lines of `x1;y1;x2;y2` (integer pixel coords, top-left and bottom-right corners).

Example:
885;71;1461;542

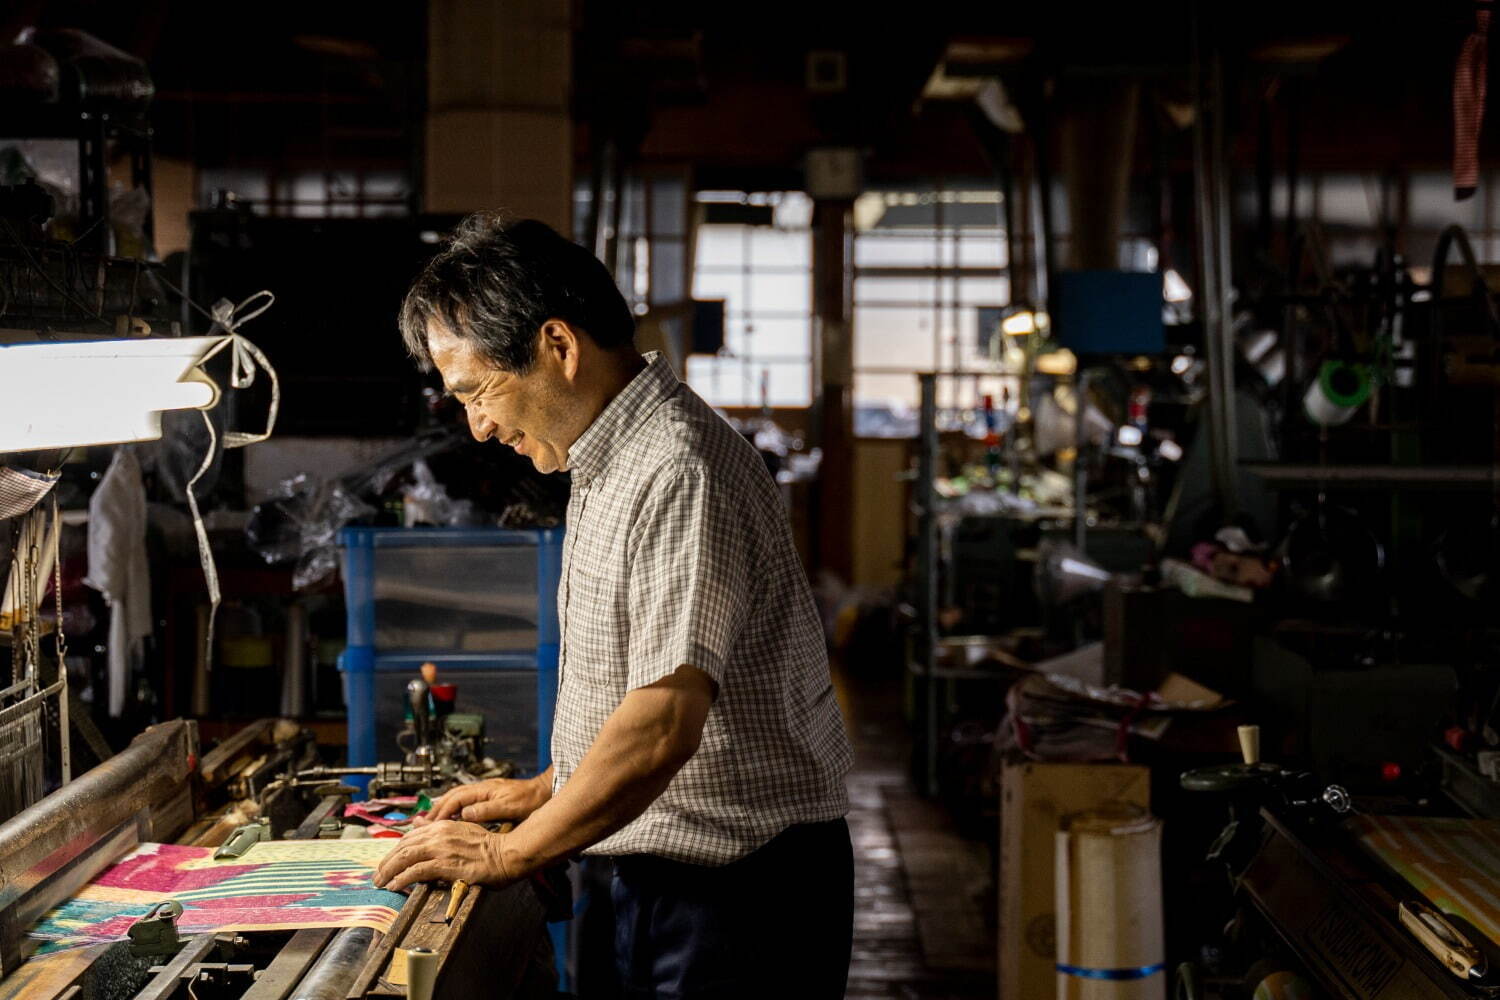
427;321;576;474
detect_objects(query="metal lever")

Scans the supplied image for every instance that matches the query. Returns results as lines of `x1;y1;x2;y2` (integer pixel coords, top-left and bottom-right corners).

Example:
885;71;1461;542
1399;899;1488;982
408;678;431;750
214;819;270;860
128;900;184;957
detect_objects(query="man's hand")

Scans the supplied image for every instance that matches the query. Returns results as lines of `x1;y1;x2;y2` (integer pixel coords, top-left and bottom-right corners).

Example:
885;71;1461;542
413;772;552;828
373;821;512;892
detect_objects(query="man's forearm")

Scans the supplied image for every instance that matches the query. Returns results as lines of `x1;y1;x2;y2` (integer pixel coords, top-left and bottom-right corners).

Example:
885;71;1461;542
501;677;708;876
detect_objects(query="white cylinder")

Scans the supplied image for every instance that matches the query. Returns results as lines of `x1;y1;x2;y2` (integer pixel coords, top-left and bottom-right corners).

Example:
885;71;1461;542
1055;805;1165;1000
405;946;439;1000
1302;379;1357;427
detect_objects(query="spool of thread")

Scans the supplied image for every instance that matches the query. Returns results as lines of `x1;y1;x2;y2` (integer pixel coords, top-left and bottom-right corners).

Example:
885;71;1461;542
405;946;439;1000
1055;804;1165;1000
1302;361;1371;428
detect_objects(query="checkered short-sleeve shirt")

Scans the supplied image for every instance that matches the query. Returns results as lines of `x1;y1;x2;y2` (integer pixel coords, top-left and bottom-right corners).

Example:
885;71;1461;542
550;352;852;865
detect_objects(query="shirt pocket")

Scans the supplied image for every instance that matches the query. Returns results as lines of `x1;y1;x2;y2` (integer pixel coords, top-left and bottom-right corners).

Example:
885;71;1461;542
563;565;629;691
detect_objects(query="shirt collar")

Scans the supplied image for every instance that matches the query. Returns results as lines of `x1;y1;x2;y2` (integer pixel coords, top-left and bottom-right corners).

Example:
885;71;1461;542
566;351;679;486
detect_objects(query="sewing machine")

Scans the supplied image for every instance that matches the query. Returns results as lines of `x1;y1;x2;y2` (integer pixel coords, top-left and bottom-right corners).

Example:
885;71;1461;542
0;718;553;1000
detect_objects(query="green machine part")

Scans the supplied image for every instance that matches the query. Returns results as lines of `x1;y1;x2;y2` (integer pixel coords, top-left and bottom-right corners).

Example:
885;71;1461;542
443;713;485;740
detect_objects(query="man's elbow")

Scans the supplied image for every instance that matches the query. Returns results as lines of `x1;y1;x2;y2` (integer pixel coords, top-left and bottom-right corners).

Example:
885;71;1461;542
662;722;703;770
634;665;715;775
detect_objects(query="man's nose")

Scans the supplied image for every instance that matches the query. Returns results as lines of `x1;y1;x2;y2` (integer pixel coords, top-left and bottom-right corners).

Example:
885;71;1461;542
467;406;496;442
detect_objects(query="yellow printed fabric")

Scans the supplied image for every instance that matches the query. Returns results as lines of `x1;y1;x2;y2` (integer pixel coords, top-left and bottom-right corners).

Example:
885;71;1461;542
1349;814;1500;946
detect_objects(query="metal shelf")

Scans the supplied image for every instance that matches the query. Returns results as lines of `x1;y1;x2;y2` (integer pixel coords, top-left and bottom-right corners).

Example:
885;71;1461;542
1242;463;1495;490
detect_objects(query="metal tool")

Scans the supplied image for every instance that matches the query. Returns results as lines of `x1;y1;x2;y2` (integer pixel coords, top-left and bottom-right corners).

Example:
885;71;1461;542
214;818;271;860
295;760;441;797
128;899;184;957
437;880;470;925
1400;899;1489;983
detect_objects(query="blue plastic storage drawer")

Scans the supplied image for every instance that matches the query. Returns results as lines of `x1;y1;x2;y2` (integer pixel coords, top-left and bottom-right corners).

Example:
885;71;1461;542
337;526;562;781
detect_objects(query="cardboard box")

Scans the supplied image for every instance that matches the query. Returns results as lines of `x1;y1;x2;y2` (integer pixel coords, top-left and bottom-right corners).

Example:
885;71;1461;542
1000;761;1150;1000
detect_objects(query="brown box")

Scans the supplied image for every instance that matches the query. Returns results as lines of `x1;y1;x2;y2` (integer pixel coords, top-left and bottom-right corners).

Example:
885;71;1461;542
1000;761;1151;1000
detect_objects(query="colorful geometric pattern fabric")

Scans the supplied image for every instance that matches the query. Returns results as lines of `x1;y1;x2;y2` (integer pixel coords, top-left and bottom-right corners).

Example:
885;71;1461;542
1349;814;1500;946
27;840;406;955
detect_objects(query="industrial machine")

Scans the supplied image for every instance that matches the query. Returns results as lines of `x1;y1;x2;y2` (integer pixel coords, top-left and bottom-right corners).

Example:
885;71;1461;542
1176;727;1500;999
0;684;554;999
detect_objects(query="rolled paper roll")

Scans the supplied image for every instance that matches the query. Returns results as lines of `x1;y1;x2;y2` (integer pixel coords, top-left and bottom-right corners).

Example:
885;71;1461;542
1056;804;1165;1000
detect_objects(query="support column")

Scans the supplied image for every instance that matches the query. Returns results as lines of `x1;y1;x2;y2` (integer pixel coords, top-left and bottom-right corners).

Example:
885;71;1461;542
424;0;572;231
812;198;854;583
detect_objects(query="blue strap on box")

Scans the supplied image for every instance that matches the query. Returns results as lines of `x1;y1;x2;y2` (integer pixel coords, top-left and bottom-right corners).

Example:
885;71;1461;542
1056;962;1165;981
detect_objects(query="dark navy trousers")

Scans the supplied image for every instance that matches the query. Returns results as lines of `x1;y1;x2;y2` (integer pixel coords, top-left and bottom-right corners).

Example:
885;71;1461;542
609;818;854;998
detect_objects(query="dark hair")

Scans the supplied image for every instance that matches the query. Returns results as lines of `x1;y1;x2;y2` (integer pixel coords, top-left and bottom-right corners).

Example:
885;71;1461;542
399;212;635;374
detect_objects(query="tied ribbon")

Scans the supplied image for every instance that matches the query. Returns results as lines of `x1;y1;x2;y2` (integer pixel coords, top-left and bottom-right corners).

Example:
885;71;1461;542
185;291;280;671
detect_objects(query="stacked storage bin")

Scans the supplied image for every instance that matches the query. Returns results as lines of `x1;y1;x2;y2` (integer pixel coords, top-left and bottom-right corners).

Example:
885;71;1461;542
337;526;563;786
338;525;572;984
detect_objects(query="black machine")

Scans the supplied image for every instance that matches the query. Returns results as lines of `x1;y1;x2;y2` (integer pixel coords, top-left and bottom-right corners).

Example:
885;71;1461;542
1177;726;1500;1000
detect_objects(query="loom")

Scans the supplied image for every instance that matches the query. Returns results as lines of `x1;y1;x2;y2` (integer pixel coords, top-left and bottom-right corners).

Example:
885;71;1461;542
0;718;552;1000
1178;727;1500;999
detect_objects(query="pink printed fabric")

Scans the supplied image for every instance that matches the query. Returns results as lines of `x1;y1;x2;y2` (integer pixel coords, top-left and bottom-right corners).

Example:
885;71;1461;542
27;842;406;954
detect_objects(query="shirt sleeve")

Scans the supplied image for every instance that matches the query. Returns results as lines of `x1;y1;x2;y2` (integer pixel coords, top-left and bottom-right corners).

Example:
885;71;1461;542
626;462;751;692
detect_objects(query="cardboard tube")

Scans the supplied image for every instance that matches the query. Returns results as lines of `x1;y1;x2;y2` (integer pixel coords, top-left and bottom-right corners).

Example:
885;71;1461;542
1055;804;1165;1000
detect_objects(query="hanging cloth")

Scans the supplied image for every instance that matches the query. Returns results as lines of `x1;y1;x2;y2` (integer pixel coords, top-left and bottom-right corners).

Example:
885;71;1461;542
1454;2;1492;200
84;448;150;717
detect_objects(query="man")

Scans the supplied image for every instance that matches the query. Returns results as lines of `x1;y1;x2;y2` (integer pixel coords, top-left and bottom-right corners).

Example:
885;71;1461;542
373;213;854;996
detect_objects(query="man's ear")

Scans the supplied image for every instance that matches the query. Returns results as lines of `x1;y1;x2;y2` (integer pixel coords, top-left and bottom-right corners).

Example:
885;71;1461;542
540;319;581;379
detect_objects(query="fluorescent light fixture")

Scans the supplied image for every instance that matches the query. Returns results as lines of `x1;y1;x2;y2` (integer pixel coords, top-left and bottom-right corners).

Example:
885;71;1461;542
0;336;226;453
1164;268;1193;303
1116;425;1144;447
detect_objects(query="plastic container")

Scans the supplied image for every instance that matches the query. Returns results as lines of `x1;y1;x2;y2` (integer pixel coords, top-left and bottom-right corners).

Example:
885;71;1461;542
337;527;562;785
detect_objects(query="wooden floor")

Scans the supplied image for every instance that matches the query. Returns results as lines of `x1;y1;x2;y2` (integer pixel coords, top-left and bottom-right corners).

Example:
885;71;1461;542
839;668;995;1000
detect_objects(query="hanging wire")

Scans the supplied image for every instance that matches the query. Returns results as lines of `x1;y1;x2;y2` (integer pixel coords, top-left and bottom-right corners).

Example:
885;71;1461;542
0;217;108;325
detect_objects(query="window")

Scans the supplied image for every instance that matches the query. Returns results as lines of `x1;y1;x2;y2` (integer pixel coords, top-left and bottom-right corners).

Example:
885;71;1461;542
687;192;815;407
196;168;410;217
1231;170;1500;272
853;183;1014;435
